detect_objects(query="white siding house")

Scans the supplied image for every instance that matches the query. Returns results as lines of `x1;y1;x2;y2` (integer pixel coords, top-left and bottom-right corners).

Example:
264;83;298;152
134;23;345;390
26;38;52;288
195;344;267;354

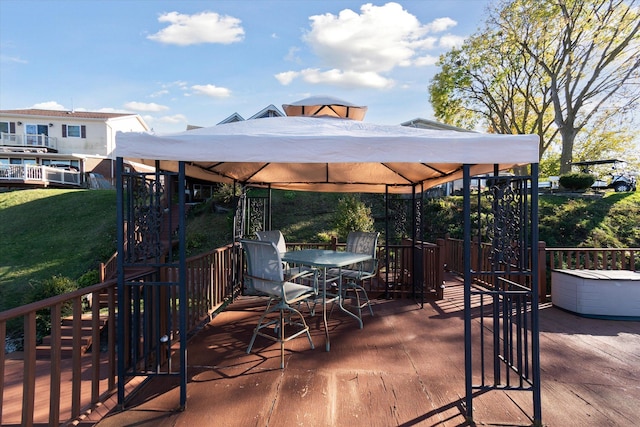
0;109;150;188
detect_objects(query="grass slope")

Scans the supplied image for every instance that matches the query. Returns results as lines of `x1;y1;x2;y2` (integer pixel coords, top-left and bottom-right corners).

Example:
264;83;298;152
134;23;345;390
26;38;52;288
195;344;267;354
1;188;638;312
0;189;116;311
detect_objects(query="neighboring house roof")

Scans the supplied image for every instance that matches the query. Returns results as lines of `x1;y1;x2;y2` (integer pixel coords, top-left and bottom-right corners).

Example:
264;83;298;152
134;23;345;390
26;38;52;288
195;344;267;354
400;118;475;133
212;105;284;127
216;113;245;125
247;104;284;120
0;109;135;120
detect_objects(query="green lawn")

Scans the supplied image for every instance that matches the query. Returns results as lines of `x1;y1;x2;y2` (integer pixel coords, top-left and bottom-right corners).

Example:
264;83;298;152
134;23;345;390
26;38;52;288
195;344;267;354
0;189;117;311
1;187;638;312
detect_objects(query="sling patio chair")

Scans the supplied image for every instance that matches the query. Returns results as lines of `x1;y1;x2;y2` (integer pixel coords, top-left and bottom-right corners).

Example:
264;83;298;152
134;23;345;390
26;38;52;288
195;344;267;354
256;230;315;281
240;239;317;369
327;231;379;322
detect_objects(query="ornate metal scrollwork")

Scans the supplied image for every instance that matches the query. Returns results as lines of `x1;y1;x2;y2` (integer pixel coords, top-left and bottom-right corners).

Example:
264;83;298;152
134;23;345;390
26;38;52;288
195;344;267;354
484;178;523;269
127;175;165;262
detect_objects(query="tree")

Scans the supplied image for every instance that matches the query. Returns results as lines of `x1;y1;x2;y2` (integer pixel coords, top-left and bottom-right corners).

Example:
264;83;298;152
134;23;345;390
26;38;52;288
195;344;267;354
430;29;559;162
430;0;640;173
500;0;640;173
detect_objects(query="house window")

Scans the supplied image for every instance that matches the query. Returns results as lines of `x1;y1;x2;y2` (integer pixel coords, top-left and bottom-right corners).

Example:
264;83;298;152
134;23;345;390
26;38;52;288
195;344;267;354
62;124;86;138
0;122;17;135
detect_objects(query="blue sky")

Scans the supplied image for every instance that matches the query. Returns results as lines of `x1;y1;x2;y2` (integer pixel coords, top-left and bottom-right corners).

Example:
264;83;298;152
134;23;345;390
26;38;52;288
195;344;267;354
0;1;492;134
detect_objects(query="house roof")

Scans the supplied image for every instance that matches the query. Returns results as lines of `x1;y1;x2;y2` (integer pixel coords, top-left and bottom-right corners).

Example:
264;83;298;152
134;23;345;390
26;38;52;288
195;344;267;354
0;109;135;120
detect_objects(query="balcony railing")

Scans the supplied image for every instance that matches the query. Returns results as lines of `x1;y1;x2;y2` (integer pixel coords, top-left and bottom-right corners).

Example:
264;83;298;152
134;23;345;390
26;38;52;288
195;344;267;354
0;132;57;151
0;164;82;186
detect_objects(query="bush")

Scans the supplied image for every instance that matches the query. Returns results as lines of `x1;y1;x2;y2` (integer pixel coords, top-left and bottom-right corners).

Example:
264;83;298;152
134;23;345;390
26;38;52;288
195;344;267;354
559;173;595;191
333;194;374;240
77;269;100;287
25;275;78;341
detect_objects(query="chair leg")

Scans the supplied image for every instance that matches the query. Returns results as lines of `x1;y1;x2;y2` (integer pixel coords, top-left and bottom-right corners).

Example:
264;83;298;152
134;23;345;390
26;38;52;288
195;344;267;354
247;299;314;369
279;308;285;369
346;281;374;318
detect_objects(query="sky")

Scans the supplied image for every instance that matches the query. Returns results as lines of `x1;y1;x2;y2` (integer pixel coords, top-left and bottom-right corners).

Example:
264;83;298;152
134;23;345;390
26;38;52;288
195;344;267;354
0;0;493;134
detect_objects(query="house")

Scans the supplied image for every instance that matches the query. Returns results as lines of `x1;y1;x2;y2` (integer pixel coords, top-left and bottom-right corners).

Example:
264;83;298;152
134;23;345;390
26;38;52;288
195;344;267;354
0;109;150;188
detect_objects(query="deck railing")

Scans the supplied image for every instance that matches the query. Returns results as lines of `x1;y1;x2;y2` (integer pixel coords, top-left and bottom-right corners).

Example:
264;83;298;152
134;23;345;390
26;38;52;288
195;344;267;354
0;244;238;426
541;244;640;300
4;235;635;425
0;132;57;151
0;164;81;186
0;279;118;426
442;237;639;301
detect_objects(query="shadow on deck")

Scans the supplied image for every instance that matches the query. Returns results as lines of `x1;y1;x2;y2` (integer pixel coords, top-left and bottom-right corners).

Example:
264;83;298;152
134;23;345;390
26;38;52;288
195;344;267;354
90;274;640;426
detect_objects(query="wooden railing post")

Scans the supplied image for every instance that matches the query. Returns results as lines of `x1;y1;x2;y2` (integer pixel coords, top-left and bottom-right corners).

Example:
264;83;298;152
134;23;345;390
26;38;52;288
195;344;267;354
538;241;547;302
436;238;446;299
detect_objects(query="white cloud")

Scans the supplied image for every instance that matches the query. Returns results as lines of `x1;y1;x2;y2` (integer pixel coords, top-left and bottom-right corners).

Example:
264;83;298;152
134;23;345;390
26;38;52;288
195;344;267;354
150;89;169;98
413;55;439;67
439;34;466;49
300;68;394;89
0;55;28;64
147;11;244;46
424;17;457;33
285;46;301;63
191;84;231;97
157;114;188;124
303;3;457;73
123;101;170;112
31;101;65;110
275;71;299;85
279;2;459;88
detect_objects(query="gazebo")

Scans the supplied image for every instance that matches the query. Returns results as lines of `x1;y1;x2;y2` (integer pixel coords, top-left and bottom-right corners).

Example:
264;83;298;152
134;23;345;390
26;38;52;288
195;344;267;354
114;105;541;424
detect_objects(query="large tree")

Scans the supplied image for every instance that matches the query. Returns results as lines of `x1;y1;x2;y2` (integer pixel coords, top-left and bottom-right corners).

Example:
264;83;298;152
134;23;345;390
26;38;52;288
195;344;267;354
430;0;640;174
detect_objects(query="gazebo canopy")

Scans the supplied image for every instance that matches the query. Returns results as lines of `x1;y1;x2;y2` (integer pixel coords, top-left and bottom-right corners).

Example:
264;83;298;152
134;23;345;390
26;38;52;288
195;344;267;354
115;115;539;194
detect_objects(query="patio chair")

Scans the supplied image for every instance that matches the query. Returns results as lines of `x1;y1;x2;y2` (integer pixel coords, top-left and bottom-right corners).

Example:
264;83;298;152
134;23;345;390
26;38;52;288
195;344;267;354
256;230;314;281
329;231;379;321
241;239;317;369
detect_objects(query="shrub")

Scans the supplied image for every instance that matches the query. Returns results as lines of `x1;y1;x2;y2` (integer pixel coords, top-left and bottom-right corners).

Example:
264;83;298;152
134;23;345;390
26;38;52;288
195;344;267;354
559;173;595;191
77;269;100;287
25;275;78;341
333;194;374;240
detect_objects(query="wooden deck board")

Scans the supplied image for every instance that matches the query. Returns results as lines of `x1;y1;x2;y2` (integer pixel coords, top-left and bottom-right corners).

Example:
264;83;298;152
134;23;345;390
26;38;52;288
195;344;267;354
94;279;640;426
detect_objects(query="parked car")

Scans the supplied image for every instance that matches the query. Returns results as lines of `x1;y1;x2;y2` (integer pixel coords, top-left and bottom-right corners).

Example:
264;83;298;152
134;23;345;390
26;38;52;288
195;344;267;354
571;159;637;192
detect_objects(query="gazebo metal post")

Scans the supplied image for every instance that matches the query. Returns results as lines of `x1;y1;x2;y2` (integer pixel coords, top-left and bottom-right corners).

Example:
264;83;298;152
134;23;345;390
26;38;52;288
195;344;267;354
462;162;542;425
531;163;542;424
384;185;390;299
116;156;125;409
268;185;272;230
177;162;187;409
115;158;188;410
462;164;473;421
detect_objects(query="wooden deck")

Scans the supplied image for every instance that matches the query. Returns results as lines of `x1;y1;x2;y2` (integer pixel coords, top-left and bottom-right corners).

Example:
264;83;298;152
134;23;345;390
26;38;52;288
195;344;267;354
91;275;640;427
5;274;639;426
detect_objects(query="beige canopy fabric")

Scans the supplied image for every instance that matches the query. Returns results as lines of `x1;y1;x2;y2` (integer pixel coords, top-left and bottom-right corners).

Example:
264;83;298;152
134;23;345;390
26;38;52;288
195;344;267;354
282;95;368;121
115;116;539;194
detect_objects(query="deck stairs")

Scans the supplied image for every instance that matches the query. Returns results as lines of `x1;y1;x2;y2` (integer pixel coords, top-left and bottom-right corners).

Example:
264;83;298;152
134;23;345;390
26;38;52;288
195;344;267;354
36;313;109;359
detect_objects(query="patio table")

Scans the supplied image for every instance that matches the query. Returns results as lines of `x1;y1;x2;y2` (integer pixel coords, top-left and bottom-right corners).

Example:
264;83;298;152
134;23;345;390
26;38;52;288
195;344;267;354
282;249;372;351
